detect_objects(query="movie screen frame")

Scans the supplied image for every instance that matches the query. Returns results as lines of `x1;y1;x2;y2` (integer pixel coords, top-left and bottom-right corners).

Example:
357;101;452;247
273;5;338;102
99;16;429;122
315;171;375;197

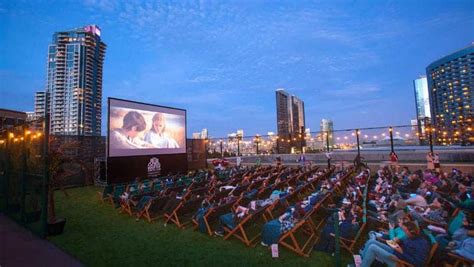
107;97;187;158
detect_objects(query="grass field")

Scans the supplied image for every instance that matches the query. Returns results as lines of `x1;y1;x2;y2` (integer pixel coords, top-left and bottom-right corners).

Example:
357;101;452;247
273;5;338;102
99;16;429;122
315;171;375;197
49;186;352;267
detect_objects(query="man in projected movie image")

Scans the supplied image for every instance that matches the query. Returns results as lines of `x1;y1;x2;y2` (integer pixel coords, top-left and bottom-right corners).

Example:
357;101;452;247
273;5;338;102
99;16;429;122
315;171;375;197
144;113;179;149
110;111;155;149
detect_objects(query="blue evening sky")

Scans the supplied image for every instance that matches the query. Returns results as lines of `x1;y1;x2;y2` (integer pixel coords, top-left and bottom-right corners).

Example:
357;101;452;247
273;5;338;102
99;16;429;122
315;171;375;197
1;0;473;137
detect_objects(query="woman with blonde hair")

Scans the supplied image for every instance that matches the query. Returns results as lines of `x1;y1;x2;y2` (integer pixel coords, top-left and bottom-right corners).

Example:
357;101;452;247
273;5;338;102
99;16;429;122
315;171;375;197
144;112;179;148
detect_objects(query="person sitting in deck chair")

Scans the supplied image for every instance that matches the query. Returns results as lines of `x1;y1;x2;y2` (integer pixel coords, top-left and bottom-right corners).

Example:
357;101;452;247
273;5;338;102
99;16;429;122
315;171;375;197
358;221;429;267
261;203;306;246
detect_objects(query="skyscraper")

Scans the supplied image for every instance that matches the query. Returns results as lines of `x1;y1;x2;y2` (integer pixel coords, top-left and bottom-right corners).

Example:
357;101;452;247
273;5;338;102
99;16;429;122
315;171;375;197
45;25;106;136
413;76;431;144
276;88;292;139
426;44;474;145
275;88;305;153
291;95;305;136
320;119;334;147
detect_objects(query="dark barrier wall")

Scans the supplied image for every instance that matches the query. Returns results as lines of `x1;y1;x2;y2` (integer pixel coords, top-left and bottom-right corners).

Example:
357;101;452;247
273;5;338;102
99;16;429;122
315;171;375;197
187;139;207;170
107;154;187;184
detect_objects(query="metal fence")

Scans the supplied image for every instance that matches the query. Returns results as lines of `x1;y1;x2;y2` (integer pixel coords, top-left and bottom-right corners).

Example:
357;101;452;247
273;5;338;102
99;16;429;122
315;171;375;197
0;115;105;237
204;124;474;158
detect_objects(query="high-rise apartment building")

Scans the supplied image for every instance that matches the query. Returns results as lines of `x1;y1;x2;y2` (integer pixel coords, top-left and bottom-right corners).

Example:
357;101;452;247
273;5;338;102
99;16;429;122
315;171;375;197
320;119;334;147
426;44;474;145
275;88;305;152
291;96;305;135
45;25;106;136
413;76;431;144
276;88;292;139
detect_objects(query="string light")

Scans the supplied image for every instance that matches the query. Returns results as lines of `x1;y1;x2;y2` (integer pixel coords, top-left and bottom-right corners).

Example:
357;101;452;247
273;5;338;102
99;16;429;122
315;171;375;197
9;133;14;138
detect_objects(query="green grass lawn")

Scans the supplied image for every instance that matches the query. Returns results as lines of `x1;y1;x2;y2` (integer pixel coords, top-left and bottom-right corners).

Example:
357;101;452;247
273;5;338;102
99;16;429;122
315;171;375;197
49;186;352;267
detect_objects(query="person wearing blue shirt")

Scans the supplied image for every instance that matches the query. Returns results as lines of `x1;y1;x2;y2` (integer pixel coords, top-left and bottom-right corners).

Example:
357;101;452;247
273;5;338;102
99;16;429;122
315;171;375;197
360;221;429;267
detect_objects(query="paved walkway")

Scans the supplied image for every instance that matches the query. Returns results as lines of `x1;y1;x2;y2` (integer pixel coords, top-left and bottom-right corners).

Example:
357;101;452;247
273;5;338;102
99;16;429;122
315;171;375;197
0;214;82;267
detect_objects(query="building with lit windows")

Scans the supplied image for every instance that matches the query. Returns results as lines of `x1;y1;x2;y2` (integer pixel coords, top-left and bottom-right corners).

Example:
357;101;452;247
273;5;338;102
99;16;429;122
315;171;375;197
426;44;474;145
45;25;106;136
275;88;306;153
320;119;334;147
413;76;431;144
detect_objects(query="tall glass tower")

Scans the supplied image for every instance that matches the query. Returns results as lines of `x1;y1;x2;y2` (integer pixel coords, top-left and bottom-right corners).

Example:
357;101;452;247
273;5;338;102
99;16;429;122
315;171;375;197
413;76;431;144
426;44;474;145
45;25;106;136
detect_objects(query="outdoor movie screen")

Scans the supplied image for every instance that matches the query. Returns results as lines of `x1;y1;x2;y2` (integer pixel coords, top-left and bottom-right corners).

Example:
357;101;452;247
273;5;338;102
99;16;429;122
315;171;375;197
108;98;186;157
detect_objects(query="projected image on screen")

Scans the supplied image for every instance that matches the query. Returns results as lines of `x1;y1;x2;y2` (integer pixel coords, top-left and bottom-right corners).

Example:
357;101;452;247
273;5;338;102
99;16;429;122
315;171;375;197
108;98;186;157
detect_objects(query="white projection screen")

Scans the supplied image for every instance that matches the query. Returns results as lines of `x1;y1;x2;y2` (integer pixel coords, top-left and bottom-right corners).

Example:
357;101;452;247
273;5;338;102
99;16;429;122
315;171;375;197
108;98;186;157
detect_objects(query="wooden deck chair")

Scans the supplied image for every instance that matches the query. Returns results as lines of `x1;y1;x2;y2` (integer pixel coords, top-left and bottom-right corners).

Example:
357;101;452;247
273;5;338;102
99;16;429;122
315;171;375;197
162;185;186;196
139;195;170;222
208;188;233;203
107;184;126;206
231;183;250;197
257;186;273;200
97;184;114;203
391;229;439;267
187;186;209;199
337;220;367;254
164;197;204;228
192;198;239;236
446;252;474;267
278;213;318;257
223;206;269;247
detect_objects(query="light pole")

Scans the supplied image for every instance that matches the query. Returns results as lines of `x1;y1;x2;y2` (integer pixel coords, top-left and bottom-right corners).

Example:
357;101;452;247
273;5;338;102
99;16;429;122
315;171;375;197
219;139;223;158
325;131;331;168
254;135;261;155
276;136;280;154
427;126;434;153
389;127;394;153
356;129;361;159
236;133;242;157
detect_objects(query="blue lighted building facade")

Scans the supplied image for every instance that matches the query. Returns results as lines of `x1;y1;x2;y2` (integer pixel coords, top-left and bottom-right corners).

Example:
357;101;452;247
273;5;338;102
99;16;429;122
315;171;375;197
426;44;474;145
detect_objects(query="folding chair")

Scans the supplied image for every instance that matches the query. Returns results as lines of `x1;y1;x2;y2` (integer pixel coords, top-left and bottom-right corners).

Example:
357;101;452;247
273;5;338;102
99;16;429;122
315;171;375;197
338;221;367;254
223;206;269;247
97;184;114;203
107;184;126;206
193;198;239;236
391;230;439;267
446;252;474;267
139;195;170;223
164;197;205;228
278;213;318;257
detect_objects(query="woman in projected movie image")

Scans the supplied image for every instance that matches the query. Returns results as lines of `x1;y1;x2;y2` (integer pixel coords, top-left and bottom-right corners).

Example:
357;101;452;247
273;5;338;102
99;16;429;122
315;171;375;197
110;111;154;149
144;112;180;149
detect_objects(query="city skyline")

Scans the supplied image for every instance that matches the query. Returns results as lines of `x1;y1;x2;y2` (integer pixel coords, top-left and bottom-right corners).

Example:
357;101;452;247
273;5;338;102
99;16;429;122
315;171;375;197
1;1;473;137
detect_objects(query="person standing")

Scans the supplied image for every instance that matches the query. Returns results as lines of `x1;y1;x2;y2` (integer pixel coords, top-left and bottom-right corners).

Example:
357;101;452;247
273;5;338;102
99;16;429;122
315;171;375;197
433;153;441;172
426;152;435;170
236;156;242;168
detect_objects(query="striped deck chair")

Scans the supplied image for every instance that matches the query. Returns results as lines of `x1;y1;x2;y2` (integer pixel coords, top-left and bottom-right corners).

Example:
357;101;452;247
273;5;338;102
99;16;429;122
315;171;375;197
278;211;319;257
97;184;114;203
392;230;438;267
208;188;233;204
338;220;367;254
231;183;250;197
446;252;474;267
107;184;126;206
139;195;170;222
164;197;205;228
192;197;239;236
223;205;269;247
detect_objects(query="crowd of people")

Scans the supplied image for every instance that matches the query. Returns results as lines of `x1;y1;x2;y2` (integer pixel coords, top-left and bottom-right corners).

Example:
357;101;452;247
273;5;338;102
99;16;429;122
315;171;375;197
103;152;474;265
352;163;474;267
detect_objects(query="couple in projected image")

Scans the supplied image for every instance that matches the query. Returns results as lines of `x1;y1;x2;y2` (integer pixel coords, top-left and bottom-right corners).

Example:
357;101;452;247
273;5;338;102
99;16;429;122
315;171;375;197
110;111;179;149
